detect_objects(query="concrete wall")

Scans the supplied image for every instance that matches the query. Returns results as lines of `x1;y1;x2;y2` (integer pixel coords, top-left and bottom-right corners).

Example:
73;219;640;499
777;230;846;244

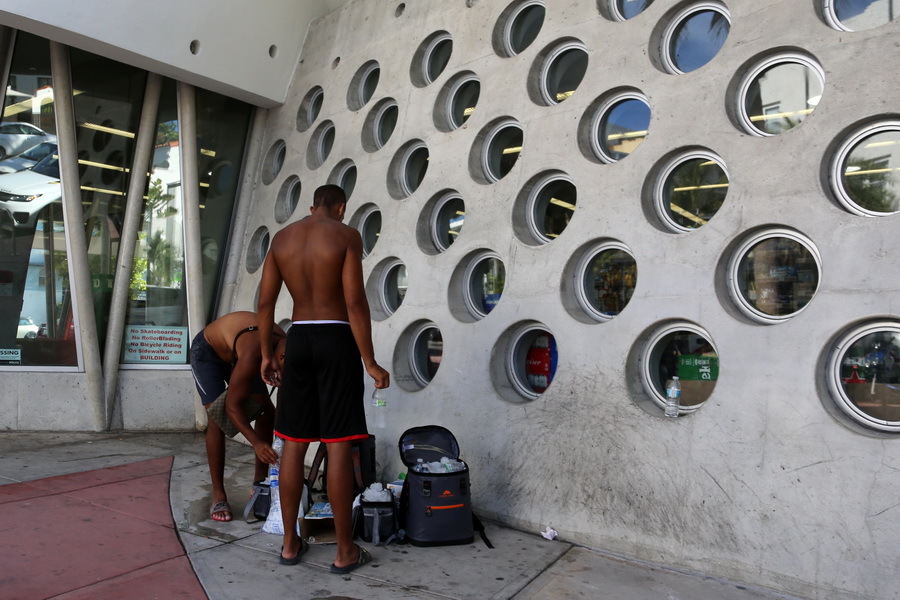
232;1;900;598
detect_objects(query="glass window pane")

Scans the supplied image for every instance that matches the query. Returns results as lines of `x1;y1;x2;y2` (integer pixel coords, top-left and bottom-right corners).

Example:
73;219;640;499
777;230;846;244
468;256;505;316
840;128;900;214
544;47;588;104
361;209;381;256
451;78;480;129
668;9;730;73
508;4;545;55
432;194;465;251
384;262;407;313
831;0;900;31
412;325;442;384
599;98;650;161
662;155;729;229
376;103;398;148
836;328;900;427
743;60;823;136
615;0;655;20
531;177;576;241
521;330;556;394
404;145;429;195
580;248;636;318
737;236;820;318
486;123;523;181
648;329;718;409
427;38;453;83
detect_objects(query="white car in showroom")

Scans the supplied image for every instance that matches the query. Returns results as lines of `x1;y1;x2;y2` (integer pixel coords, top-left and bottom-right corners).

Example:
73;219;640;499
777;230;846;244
0;121;57;159
0;152;61;229
0;142;57;174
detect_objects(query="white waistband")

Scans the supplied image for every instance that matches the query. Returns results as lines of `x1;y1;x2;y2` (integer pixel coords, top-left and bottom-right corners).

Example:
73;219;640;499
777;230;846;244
292;320;350;325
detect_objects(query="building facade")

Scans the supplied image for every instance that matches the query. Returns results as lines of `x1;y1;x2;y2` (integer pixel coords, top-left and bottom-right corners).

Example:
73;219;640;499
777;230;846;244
1;1;898;598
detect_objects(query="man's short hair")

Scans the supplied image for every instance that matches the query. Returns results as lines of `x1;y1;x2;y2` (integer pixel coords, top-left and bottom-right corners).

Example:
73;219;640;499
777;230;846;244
313;184;347;208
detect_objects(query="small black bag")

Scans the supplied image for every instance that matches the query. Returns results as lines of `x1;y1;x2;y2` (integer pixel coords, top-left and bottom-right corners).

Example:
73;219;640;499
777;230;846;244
358;499;398;545
243;480;270;522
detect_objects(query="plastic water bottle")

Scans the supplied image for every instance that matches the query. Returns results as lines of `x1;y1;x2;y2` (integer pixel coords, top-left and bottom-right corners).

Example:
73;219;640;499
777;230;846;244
371;388;387;429
263;437;284;534
665;376;681;418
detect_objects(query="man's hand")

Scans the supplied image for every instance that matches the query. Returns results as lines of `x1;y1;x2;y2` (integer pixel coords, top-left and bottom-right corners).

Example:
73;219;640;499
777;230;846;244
367;363;390;389
253;441;279;465
261;356;281;387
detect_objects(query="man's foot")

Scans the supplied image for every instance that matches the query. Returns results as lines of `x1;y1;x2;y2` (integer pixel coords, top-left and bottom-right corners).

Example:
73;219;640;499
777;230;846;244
210;500;232;522
279;539;309;565
330;545;373;574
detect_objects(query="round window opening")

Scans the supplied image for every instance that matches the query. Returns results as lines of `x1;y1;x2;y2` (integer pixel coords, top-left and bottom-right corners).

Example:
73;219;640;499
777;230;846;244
380;260;408;316
524;172;577;244
261;139;286;185
464;252;505;319
351;204;382;257
362;98;399;152
306;121;335;169
660;2;731;74
388;141;430;199
274;175;301;224
347;61;381;111
430;192;465;252
494;1;546;57
412;32;453;87
610;0;655;20
507;325;557;400
830;121;900;216
475;118;523;183
410;323;443;387
575;242;637;321
435;72;481;132
824;0;900;32
329;160;357;201
536;41;588;105
297;86;324;132
827;321;900;433
737;53;825;136
727;229;821;324
586;92;651;163
245;226;270;273
640;322;718;415
654;149;729;232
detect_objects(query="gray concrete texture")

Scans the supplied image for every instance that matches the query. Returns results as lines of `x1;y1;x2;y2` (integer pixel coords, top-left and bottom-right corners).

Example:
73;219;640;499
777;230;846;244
0;431;807;600
232;1;900;599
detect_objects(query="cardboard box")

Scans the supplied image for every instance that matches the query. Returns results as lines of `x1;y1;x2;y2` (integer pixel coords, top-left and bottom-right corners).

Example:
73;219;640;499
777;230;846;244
300;501;336;544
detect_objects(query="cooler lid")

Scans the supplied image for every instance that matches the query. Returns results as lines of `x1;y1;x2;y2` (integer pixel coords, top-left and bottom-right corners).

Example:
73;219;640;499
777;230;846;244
398;425;461;466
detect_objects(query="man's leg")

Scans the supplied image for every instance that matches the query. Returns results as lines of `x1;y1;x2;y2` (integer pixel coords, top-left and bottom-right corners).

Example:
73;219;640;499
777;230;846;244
279;438;309;560
206;417;231;521
325;441;360;568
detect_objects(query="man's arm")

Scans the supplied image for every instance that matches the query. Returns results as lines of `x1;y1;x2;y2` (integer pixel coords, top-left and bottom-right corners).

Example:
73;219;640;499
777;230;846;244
258;241;284;386
342;231;390;388
226;349;278;465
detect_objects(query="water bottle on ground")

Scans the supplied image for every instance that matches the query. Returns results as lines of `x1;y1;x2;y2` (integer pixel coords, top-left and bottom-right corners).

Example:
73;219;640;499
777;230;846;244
665;376;681;418
371;388;387;429
263;437;284;534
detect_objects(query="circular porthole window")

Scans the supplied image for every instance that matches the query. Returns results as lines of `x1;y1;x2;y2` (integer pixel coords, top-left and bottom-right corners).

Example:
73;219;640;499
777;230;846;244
581;90;651;164
827;320;900;433
463;251;506;319
274;175;301;224
829;120;900;216
245;226;270;273
361;98;399;152
726;228;822;324
659;2;731;74
350;204;382;257
306;120;335;169
374;258;408;317
297;86;324;132
608;0;655;20
494;0;546;57
328;159;357;201
411;31;453;87
531;39;588;106
434;71;481;132
394;320;444;391
516;171;577;244
471;117;524;183
387;140;430;199
347;60;381;111
573;241;637;321
735;52;825;137
639;321;718;415
824;0;900;31
418;189;465;254
261;139;286;185
502;323;558;401
653;148;729;232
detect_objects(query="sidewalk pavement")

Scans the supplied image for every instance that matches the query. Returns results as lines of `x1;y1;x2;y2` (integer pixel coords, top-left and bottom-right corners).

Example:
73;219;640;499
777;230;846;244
0;432;805;600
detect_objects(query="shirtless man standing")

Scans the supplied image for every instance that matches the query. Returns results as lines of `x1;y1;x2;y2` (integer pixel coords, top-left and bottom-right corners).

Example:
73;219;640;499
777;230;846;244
189;311;283;521
258;184;390;572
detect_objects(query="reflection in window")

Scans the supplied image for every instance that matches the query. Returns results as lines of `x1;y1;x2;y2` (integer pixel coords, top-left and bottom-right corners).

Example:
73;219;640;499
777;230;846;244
482;119;523;182
382;261;408;314
657;151;729;231
830;323;900;432
518;329;557;395
612;0;655;20
465;253;505;318
594;94;651;162
642;324;718;412
662;3;731;74
431;192;465;252
539;43;588;105
730;230;821;323
496;1;546;57
411;324;443;386
832;123;900;215
826;0;900;31
739;55;824;136
527;173;576;243
577;244;636;320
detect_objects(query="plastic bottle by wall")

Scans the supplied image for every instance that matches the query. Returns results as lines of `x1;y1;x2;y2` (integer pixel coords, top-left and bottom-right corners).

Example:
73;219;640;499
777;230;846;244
371;388;387;429
665;376;681;418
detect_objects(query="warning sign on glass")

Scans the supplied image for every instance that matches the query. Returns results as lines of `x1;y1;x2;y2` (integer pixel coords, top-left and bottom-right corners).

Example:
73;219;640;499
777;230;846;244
122;326;189;364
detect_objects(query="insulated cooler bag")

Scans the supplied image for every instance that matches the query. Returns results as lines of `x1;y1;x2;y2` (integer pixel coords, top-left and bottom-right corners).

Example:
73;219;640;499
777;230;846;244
398;425;474;546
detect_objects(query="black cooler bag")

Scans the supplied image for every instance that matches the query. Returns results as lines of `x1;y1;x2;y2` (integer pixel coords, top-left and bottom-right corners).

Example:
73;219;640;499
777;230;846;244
398;425;474;546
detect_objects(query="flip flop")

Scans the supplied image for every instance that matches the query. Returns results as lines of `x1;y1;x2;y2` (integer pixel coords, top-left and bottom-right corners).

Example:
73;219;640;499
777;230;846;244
210;500;232;522
279;539;309;566
330;545;373;574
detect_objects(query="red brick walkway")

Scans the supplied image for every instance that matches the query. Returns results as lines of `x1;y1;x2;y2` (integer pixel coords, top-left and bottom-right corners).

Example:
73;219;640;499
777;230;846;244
0;457;206;600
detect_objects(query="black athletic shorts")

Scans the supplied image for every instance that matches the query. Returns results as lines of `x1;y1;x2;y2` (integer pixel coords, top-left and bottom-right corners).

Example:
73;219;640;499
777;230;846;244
189;329;266;406
275;322;368;443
